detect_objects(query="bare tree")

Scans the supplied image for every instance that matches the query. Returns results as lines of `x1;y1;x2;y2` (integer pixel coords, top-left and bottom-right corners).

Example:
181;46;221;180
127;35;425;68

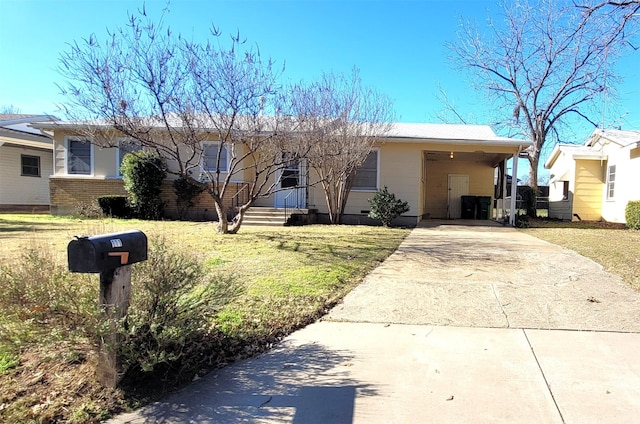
284;69;394;224
576;0;640;35
58;6;292;234
0;104;22;114
448;0;634;191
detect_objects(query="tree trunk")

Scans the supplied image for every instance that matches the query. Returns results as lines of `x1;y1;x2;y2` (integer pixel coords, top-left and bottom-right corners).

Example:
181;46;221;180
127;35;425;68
527;152;540;218
528;153;540;191
213;200;229;234
228;201;252;234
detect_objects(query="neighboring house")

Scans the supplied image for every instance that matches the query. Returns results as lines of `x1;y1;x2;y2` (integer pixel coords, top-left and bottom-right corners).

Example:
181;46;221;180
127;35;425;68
0;114;56;212
545;129;640;223
32;120;530;226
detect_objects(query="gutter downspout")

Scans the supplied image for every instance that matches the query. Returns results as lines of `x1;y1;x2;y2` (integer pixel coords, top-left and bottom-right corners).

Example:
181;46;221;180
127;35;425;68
509;145;523;226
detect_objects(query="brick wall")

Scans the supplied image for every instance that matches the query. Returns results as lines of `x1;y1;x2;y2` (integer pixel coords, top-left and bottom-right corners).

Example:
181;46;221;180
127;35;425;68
50;177;249;220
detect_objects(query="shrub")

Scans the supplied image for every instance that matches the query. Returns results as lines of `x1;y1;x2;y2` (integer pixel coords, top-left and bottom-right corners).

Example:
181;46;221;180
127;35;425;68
173;177;206;220
625;200;640;229
120;151;167;220
118;237;241;383
368;186;410;227
97;196;131;218
0;246;99;345
74;201;103;219
515;212;530;228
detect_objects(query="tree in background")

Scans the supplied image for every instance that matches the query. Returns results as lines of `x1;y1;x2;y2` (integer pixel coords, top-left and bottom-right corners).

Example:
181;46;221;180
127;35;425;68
58;6;295;234
0;105;21;114
447;0;635;190
284;69;394;224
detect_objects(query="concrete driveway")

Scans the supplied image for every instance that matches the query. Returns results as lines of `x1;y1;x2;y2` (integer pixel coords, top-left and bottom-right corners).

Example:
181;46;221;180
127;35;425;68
109;221;640;423
329;220;640;331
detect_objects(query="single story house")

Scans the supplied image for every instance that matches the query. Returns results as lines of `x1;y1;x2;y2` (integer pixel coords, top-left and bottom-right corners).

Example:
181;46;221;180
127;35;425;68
0;114;56;212
545;128;640;223
32;119;530;226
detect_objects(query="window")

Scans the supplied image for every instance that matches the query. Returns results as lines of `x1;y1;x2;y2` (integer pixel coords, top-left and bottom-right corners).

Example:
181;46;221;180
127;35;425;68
203;143;228;172
21;155;40;177
562;181;569;200
118;139;143;175
280;154;299;188
352;150;378;190
606;165;616;199
67;138;92;175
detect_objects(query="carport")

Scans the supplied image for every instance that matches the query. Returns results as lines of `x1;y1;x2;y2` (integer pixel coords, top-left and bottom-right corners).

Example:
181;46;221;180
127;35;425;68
418;141;529;225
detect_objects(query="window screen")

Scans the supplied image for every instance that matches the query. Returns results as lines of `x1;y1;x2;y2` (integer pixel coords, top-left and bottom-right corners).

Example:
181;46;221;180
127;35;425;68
68;139;91;175
352;150;378;190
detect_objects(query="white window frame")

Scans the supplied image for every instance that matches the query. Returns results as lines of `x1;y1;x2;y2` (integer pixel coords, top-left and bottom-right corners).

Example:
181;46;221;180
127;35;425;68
201;142;229;174
352;149;380;191
64;136;94;176
117;138;144;177
606;165;616;200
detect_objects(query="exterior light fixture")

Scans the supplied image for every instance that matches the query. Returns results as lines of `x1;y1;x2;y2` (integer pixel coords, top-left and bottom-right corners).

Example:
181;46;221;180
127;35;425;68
450;151;454;159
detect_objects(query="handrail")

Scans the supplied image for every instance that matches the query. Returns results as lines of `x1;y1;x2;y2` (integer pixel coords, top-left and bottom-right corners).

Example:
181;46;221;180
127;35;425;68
282;187;299;224
230;183;250;218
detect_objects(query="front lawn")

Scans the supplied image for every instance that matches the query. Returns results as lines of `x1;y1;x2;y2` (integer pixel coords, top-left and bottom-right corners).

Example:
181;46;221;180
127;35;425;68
521;219;640;291
0;214;409;423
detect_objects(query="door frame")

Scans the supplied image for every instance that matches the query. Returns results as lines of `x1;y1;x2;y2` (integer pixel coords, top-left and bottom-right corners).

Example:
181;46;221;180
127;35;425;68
447;174;469;219
274;157;307;209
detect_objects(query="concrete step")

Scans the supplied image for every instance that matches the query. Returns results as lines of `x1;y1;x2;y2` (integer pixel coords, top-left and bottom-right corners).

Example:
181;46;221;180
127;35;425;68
241;207;310;226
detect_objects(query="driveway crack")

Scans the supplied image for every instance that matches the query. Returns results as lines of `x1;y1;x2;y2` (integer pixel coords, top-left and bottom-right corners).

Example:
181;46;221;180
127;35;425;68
491;284;511;328
523;330;566;423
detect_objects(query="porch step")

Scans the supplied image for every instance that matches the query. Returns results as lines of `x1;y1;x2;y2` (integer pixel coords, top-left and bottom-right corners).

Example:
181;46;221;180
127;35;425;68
242;207;310;227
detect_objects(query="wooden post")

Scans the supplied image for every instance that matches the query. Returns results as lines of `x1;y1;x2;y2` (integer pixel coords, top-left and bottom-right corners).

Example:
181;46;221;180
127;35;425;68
97;264;132;388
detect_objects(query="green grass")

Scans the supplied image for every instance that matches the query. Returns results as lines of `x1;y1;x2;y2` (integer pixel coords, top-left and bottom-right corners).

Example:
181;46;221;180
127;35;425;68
0;214;409;423
521;219;640;291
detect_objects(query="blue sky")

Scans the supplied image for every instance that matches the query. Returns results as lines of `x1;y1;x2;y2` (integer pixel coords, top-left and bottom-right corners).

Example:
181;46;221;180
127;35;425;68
1;0;639;179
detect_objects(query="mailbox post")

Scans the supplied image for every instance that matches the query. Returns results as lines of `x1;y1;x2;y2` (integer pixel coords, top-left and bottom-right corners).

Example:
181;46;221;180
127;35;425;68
68;230;147;387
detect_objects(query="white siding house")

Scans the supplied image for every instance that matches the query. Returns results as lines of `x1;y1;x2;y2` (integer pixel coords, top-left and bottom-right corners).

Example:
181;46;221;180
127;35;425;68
0;114;56;211
545;129;640;223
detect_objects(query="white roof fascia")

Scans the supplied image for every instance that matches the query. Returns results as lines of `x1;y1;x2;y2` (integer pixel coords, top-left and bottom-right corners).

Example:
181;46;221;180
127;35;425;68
383;136;529;148
0;136;54;150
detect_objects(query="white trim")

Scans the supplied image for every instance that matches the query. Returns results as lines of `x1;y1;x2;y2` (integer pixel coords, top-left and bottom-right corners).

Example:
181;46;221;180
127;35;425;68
64;135;94;176
351;148;380;192
606;164;616;201
201;141;229;174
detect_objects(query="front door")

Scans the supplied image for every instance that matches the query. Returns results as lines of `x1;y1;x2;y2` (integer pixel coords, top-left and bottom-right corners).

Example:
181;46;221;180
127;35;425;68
448;174;469;219
274;156;306;209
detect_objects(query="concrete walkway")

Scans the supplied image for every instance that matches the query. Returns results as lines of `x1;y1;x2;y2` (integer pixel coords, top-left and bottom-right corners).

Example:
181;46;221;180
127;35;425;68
109;221;640;423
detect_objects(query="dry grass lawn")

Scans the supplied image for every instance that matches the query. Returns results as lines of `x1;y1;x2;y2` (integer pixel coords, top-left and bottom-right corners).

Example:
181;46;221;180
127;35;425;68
521;220;640;291
0;214;409;423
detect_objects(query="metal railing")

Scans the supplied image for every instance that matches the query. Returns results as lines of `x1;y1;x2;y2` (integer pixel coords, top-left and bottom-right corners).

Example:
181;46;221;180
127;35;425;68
230;183;250;218
282;188;300;224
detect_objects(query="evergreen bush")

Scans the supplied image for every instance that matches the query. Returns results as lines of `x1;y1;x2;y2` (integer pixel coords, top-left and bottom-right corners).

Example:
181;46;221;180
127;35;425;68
120;151;167;220
97;196;131;218
625;200;640;229
368;186;410;227
173;177;206;220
